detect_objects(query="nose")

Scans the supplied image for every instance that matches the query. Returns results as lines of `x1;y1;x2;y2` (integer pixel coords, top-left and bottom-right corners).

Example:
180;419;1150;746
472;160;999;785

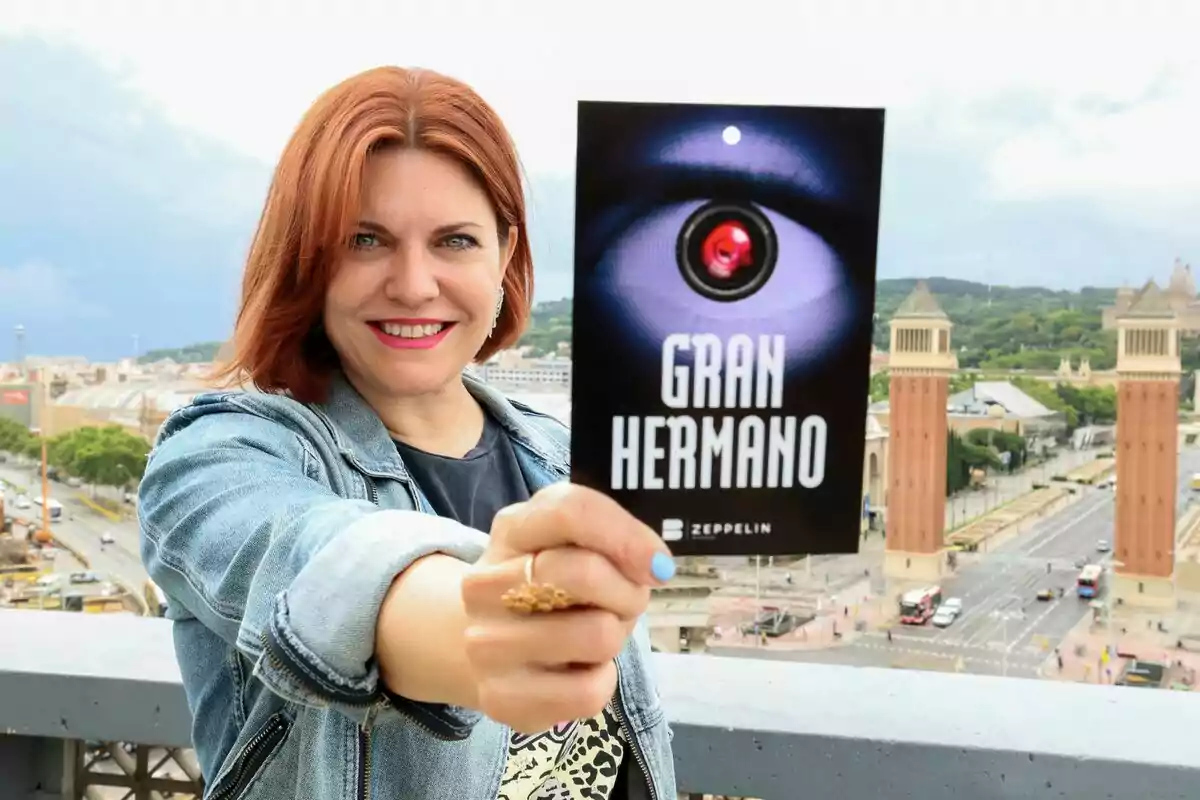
381;243;440;307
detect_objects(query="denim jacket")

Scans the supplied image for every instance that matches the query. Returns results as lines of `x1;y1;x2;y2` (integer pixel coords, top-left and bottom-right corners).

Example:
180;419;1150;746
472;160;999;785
138;372;676;800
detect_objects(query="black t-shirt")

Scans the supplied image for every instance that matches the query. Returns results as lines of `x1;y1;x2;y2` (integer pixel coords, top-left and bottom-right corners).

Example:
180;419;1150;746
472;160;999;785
392;412;641;800
393;412;530;532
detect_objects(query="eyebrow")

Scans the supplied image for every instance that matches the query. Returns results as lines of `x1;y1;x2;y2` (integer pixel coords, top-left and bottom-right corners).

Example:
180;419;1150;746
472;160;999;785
356;219;484;237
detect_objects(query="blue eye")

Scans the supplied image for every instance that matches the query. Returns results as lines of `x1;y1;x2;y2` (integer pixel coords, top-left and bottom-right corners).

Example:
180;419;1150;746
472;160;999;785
349;232;380;250
442;234;480;250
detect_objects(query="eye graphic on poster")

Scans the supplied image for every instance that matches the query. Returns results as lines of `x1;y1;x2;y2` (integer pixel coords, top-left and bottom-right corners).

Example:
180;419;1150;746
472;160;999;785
570;101;885;557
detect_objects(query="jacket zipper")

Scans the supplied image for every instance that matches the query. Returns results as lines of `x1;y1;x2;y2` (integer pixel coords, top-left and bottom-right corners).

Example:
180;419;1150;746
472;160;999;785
357;697;388;800
612;661;659;800
210;714;289;800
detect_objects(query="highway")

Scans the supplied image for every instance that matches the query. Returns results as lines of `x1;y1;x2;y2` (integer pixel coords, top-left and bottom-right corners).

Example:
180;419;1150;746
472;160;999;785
713;448;1200;677
1;463;146;592
839;448;1200;676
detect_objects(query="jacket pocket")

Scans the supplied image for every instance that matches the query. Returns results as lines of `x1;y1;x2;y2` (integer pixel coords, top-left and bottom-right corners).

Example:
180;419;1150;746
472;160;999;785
208;712;292;800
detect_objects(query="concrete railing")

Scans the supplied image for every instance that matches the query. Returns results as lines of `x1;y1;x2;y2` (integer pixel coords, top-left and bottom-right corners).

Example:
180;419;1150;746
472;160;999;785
2;609;1200;799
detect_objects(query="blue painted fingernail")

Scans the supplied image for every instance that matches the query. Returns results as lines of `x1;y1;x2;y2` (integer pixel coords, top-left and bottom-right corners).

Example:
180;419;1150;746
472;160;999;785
651;552;676;583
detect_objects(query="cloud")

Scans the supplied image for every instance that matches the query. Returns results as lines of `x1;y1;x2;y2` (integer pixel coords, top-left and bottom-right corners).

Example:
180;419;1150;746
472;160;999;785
982;75;1200;226
0;261;111;321
1;0;1198;342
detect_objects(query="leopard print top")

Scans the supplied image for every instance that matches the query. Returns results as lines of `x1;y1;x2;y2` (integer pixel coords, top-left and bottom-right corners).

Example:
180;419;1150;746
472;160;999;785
497;703;627;800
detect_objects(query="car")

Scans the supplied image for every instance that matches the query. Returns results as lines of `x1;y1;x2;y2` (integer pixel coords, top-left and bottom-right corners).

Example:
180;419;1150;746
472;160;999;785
1096;540;1111;553
69;571;99;584
99;532;115;545
930;597;963;627
1074;557;1090;569
1036;588;1055;601
931;608;956;627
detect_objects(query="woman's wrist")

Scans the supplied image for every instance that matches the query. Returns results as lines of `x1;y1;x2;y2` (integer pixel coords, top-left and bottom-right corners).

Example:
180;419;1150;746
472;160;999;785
375;553;480;709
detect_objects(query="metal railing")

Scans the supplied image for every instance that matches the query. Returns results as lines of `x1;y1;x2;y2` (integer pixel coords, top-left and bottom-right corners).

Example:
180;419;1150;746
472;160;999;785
2;609;1199;799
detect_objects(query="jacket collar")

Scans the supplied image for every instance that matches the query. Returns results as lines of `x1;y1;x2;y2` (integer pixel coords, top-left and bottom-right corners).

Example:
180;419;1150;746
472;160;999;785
315;370;569;478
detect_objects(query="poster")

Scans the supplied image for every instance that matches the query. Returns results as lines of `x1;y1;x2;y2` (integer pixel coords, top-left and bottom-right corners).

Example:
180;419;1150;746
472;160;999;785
570;100;885;557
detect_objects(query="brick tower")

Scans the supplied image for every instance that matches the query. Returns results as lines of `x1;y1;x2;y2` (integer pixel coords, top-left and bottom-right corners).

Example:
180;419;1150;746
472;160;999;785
1113;281;1181;609
884;281;957;581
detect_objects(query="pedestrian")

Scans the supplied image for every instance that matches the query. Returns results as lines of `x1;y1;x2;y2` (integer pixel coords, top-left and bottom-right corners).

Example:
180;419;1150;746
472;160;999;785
886;629;893;643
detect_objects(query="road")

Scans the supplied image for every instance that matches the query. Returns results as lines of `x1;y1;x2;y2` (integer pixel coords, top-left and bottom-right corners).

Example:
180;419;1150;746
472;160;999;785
712;448;1200;677
837;447;1200;676
1;463;146;591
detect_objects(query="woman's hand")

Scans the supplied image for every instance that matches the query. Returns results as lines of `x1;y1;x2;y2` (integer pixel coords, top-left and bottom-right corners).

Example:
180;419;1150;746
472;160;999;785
461;482;676;733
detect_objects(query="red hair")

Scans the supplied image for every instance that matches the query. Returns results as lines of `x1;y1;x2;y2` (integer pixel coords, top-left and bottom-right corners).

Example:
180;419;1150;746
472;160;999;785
213;66;533;403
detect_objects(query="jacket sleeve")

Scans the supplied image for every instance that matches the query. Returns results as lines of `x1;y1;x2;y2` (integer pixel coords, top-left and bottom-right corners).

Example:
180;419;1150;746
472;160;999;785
138;399;490;727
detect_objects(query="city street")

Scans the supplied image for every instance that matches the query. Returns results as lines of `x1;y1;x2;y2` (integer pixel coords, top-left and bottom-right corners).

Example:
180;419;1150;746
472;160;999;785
1;463;146;591
712;447;1200;679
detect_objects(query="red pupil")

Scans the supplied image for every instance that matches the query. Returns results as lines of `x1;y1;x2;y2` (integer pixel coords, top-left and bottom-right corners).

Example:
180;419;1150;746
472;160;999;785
700;221;754;279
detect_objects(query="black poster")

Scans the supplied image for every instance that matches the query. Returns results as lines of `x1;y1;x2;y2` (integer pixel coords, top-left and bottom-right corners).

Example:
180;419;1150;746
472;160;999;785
570;100;884;557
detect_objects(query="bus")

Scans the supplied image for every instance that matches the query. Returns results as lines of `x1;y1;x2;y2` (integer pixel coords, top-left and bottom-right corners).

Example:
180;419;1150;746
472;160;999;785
143;579;168;617
32;497;62;521
1076;564;1104;599
899;586;943;625
0;563;45;585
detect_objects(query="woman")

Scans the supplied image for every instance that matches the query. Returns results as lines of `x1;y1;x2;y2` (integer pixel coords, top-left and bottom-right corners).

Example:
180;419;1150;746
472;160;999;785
138;66;678;800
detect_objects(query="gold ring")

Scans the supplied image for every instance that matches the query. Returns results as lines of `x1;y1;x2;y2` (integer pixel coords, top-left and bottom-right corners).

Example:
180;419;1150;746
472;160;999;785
500;553;578;614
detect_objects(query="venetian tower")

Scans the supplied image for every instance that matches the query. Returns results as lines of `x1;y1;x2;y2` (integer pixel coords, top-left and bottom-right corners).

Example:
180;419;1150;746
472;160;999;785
884;281;957;581
1113;281;1181;609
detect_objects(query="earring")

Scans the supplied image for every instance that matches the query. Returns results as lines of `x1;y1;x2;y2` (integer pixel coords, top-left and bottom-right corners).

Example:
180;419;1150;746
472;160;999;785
490;286;505;334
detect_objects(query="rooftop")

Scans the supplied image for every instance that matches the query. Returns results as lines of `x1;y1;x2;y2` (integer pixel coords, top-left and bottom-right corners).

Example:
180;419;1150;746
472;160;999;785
892;280;949;320
2;609;1199;799
949;380;1057;419
1122;281;1177;319
54;381;207;415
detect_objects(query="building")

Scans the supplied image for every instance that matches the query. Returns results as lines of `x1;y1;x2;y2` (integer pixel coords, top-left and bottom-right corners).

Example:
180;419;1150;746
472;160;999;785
945;381;1067;439
883;281;957;581
863;415;887;532
1112;280;1181;609
45;382;206;441
870;379;1067;442
0;382;39;429
474;350;571;389
1103;258;1198;331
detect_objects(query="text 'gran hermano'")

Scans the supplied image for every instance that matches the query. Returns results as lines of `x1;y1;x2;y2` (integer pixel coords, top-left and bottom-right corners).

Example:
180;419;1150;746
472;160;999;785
611;333;828;491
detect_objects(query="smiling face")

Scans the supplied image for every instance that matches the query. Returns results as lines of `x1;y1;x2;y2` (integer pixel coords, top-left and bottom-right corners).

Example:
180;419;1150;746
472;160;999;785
323;147;515;400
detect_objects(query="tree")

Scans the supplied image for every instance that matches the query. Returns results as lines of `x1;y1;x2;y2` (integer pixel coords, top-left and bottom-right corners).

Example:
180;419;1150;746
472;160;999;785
1008;377;1080;429
966;428;1028;472
1054;383;1117;426
868;371;890;402
0;417;35;456
872;278;1121;373
946;429;1001;495
45;426;150;490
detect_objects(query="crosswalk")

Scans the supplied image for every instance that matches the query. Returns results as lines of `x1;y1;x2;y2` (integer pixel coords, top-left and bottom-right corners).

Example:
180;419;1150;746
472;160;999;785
849;631;1047;673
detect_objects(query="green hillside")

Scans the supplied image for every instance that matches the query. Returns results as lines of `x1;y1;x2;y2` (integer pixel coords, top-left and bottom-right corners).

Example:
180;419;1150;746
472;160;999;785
872;278;1121;371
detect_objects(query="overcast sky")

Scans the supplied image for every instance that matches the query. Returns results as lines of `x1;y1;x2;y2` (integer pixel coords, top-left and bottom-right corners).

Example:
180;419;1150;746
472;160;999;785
4;0;1198;218
2;0;1200;358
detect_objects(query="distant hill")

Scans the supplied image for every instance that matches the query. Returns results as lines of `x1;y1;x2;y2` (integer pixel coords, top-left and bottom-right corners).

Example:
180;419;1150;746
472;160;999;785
139;341;222;364
144;282;1135;371
872;278;1123;372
